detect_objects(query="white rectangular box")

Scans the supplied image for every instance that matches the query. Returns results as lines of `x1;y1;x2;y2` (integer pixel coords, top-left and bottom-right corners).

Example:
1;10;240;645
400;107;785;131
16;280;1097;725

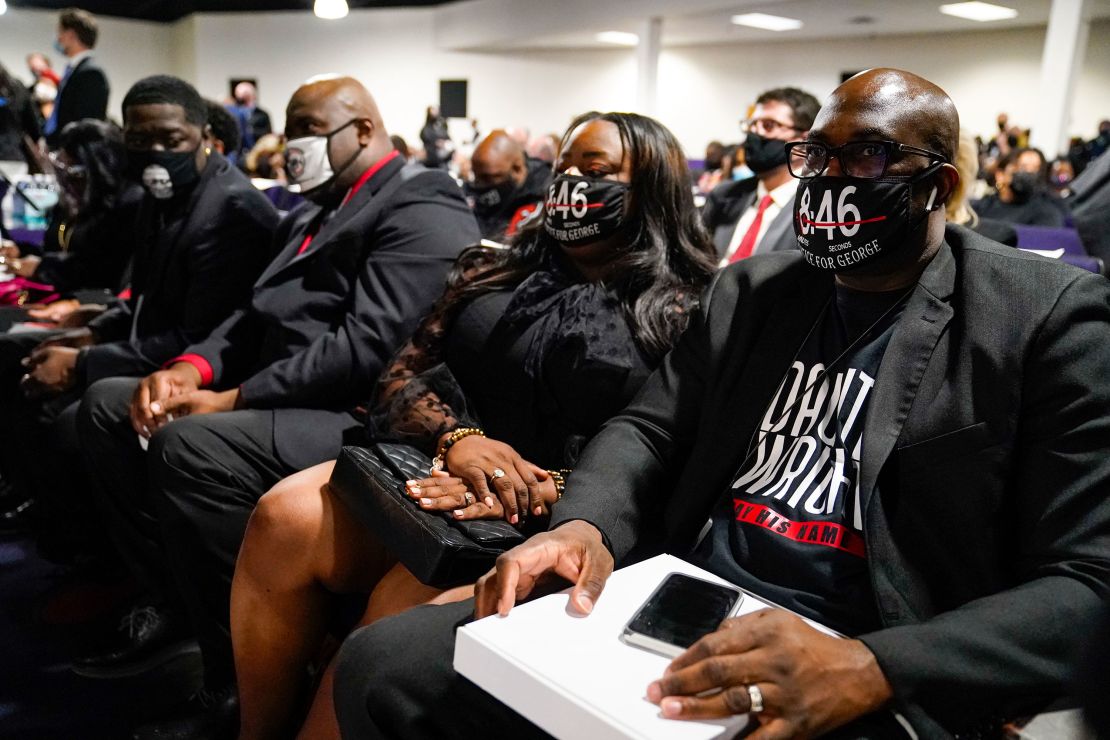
454;554;831;740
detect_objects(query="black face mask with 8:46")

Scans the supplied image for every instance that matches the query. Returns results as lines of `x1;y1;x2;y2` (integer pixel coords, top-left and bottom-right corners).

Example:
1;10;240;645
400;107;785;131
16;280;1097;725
543;174;628;248
792;166;940;273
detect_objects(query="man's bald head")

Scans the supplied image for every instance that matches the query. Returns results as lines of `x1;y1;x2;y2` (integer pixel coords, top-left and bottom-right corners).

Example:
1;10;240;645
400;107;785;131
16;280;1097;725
472;130;527;188
286;76;385;135
818;68;959;163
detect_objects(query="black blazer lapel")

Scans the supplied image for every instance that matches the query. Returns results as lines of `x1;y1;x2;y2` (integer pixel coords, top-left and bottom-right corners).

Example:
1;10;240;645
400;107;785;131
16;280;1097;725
254;203;322;286
858;243;956;516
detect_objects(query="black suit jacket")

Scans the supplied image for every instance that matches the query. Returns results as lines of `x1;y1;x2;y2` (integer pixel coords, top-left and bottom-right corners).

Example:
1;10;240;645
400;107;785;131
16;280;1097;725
183;157;480;467
701;177;797;258
46;57;109;147
551;225;1110;736
80;153;279;384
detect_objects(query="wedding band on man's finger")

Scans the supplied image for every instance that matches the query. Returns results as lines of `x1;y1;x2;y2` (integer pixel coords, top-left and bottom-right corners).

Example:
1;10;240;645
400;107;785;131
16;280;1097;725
463;491;475;506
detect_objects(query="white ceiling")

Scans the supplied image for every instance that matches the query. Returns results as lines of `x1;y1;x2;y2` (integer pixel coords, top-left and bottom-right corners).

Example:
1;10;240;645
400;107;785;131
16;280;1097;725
440;0;1110;50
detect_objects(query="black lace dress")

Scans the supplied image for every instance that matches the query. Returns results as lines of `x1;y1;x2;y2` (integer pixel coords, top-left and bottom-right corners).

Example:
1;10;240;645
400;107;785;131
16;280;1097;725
365;260;654;471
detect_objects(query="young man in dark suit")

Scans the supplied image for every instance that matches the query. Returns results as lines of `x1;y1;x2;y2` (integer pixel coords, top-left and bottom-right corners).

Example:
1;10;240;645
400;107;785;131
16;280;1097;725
43;8;109;148
0;76;277;546
702;87;820;264
334;69;1110;740
76;75;480;738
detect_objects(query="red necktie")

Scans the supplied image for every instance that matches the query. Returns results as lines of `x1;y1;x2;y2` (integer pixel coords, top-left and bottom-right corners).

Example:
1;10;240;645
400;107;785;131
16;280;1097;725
729;194;774;263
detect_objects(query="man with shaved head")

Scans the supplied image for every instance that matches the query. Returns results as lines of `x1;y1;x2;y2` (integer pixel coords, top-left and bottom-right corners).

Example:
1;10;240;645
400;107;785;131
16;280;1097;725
77;75;479;737
334;69;1110;739
466;129;549;239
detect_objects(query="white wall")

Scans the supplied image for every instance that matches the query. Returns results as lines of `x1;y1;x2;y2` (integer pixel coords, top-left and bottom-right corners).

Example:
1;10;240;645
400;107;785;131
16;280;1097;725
3;6;1107;160
177;9;635;151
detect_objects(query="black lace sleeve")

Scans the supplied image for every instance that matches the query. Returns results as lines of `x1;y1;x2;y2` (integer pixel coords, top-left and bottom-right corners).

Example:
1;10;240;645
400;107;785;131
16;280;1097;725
367;247;501;454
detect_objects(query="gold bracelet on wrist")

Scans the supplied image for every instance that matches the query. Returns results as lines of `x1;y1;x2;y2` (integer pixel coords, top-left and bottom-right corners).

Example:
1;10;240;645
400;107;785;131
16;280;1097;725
431;426;485;472
547;469;572;501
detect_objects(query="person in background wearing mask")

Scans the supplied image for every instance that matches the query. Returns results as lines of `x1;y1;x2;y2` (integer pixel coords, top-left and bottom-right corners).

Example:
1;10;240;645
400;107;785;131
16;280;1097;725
334;68;1110;740
0;76;277;548
26;52;61;127
465;129;549;240
972;147;1065;227
225;80;272;165
702;87;820;263
76;74;479;739
43;7;109;149
694;139;725;194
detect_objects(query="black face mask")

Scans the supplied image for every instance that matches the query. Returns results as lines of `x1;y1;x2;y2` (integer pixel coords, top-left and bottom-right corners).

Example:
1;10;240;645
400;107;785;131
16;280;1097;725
792;166;941;273
128;148;200;200
543;174;628;248
743;133;790;174
1008;171;1041;201
466;179;518;217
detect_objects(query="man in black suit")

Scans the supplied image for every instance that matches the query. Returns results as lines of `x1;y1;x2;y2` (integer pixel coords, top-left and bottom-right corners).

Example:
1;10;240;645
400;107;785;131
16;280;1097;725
702;87;820;264
77;75;479;738
465;129;549;240
0;75;277;544
333;69;1110;740
43;8;109;148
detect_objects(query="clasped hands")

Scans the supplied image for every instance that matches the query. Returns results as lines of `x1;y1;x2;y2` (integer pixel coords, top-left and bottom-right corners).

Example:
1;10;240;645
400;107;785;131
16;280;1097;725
404;434;559;524
472;521;894;739
128;363;241;438
20;328;96;398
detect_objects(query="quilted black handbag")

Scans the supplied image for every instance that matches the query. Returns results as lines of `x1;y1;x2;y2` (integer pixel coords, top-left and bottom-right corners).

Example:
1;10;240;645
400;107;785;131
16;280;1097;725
329;443;526;588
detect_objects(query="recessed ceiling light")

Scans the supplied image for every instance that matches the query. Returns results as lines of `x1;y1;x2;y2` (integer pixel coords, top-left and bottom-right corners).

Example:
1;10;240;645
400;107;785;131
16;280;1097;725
596;31;640;46
939;2;1018;22
730;13;804;32
314;0;349;20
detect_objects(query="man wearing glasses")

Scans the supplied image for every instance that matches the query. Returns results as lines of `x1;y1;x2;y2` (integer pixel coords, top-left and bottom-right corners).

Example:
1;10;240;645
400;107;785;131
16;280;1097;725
334;68;1110;740
702;87;820;264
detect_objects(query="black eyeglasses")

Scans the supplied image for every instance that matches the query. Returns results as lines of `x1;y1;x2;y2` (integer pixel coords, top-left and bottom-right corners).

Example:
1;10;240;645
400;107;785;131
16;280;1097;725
786;140;948;179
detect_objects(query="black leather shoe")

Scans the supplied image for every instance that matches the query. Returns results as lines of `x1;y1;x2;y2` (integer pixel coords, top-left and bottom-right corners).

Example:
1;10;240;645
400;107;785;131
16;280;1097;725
72;605;197;678
131;684;239;740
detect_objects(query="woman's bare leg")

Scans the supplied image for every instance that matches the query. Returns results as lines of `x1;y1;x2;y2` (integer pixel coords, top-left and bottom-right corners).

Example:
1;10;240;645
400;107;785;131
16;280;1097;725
231;460;396;740
295;564;475;740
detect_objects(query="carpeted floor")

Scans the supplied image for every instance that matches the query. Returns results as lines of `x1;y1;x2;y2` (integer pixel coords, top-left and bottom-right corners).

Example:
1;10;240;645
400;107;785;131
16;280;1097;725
0;531;202;739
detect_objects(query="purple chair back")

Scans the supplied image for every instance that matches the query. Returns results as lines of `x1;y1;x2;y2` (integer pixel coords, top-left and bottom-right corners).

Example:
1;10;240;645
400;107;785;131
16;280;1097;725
1012;224;1086;256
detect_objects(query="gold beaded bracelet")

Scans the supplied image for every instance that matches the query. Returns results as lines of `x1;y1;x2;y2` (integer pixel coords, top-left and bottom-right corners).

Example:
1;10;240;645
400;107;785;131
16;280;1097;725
547;469;573;501
431;427;485;471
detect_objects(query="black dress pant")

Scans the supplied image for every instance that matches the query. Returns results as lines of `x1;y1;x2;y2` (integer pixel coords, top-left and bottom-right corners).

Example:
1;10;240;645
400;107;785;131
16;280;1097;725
0;330;87;535
334;599;551;740
78;376;362;687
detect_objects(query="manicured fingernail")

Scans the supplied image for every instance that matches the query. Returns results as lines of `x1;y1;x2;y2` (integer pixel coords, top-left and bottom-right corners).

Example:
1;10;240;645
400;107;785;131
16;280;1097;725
453;510;464;518
150;402;161;413
534;506;543;516
577;594;594;613
510;514;518;524
661;699;682;717
484;496;494;507
420;498;433;506
646;682;662;703
408;484;421;494
405;480;417;487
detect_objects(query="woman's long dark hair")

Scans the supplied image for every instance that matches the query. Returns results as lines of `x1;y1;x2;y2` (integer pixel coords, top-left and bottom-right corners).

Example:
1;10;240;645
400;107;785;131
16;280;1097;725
443;111;716;360
57;119;127;216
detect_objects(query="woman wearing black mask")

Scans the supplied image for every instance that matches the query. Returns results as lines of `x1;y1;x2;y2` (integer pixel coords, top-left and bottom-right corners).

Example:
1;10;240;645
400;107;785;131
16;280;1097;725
229;111;717;739
971;147;1065;227
0;120;141;313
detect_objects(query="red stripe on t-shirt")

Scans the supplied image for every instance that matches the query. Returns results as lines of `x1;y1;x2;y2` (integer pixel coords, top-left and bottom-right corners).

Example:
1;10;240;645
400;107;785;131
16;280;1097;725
732;501;866;558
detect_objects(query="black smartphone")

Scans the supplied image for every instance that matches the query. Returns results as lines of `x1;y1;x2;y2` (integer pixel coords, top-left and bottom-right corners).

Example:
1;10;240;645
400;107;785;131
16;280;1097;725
620;573;744;658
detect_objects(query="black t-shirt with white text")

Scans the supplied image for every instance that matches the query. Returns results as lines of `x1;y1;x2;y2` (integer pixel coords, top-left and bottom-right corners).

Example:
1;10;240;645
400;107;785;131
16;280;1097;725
691;284;909;636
